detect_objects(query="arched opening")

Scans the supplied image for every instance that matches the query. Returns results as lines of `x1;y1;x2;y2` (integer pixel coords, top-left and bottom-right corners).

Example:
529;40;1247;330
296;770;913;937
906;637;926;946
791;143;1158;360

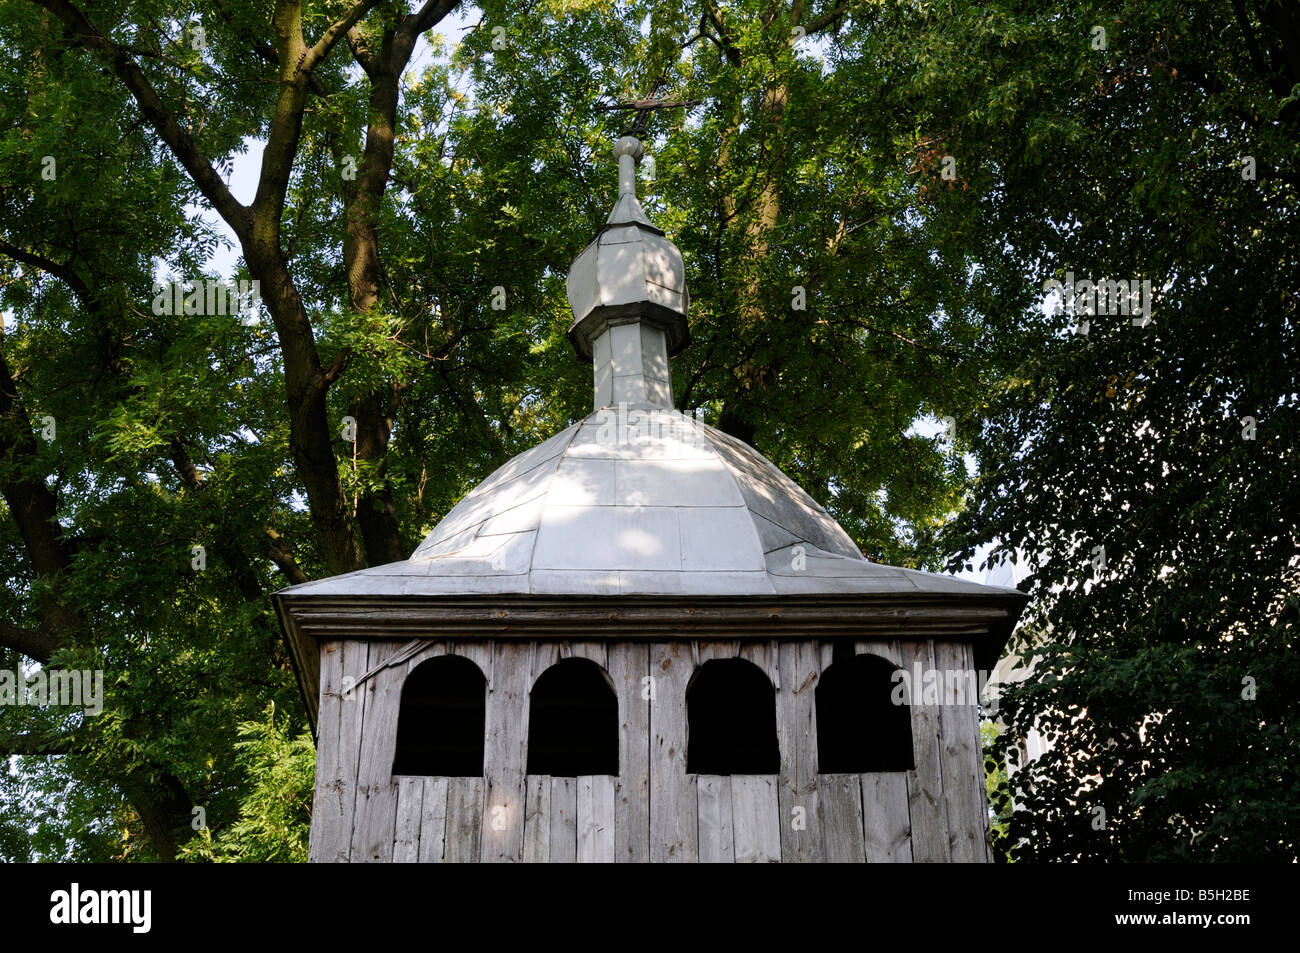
527;658;618;776
686;658;779;774
816;652;913;773
393;655;486;777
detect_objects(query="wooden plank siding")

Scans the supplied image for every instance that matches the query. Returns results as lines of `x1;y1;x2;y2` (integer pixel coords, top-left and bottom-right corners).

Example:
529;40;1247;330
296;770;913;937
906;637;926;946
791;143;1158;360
351;640;403;862
549;776;578;863
307;639;345;863
902;639;951;862
775;640;822;862
307;638;990;863
862;772;914;862
649;641;697;862
480;640;530;862
392;776;424;863
819;773;866;863
416;778;449;862
608;642;650;862
318;639;368;863
696;775;734;863
936;640;993;862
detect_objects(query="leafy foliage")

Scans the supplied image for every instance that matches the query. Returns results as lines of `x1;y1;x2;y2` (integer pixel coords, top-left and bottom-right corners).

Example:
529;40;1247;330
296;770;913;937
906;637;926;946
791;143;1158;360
1;0;1294;862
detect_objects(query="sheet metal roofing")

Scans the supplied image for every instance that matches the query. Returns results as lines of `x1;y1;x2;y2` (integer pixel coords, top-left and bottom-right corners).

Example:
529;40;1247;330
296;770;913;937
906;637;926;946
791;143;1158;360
278;403;1020;599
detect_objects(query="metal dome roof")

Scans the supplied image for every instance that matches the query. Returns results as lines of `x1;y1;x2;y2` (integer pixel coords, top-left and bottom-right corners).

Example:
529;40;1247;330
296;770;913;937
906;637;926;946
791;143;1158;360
278;404;1019;600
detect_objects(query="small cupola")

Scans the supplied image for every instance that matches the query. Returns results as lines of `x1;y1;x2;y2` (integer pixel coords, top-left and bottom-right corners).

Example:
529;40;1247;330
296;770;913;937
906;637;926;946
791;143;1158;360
565;135;689;408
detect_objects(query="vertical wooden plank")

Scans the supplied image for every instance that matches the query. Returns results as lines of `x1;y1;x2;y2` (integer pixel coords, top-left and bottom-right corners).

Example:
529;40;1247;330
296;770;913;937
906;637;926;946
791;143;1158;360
856;639;905;668
321;639;368;862
392;776;424;863
308;640;344;863
696;775;734;863
649;642;697;862
903;639;949;862
816;634;837;670
351;641;403;863
531;640;560;680
731;774;781;863
608;642;650;863
563;640;608;668
443;777;483;863
522;774;551;863
404;639;448;670
862;772;913;862
695;640;733;664
936;641;990;862
417;778;449;863
550;777;577;863
737;640;769;680
576;774;616;863
481;640;529;862
819;774;866;863
776;640;823;862
452;640;495;690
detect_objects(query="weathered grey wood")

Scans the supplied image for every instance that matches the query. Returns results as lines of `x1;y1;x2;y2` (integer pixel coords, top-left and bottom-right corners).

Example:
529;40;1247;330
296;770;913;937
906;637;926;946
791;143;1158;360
819;773;866;863
405;639;449;670
649;642;697;861
608;642;650;863
323;639;368;862
522;774;551;863
444;776;484;863
308;640;344;863
776;640;822;862
862;772;913;862
392;776;424;863
531;640;560;684
696;775;734;863
695;639;738;664
550;777;577;863
577;774;616;863
935;640;989;862
285;597;1019;646
481;640;530;862
855;639;905;668
563;640;608;668
731;774;781;863
417;777;449;863
452;640;496;690
352;641;403;862
738;640;771;687
903;639;950;862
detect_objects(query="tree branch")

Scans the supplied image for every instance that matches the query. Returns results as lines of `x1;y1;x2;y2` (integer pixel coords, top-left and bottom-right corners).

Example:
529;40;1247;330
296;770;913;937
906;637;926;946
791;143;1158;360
264;527;309;585
30;0;252;240
212;0;328;96
404;0;460;37
0;622;55;664
0;239;91;302
302;0;385;74
803;2;852;37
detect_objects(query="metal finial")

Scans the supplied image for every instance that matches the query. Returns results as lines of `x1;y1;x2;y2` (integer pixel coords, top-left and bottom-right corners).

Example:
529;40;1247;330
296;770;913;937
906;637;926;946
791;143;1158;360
613;135;643;197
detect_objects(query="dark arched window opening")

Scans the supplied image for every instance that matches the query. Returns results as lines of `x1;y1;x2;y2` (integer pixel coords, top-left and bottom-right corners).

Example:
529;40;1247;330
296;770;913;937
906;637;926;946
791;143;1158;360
527;658;618;776
816;652;913;773
393;655;486;777
686;658;779;774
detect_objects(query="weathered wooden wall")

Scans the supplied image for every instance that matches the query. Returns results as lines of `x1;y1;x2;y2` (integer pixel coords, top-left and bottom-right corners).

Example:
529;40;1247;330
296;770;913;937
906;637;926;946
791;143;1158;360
308;638;992;863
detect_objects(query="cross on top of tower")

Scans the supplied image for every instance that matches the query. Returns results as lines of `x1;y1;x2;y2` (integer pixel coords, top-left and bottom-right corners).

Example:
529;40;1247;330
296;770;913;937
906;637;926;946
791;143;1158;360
594;80;701;138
